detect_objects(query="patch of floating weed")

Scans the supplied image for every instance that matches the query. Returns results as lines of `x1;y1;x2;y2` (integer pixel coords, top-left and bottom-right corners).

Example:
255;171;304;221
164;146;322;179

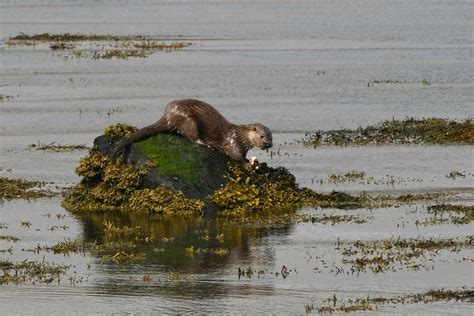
50;240;84;256
143;273;152;282
238;266;260;279
306;288;473;314
340;235;473;274
302;117;474;146
50;43;76;50
237;266;288;279
49;225;69;231
396;193;443;203
215;233;225;243
92;49;149;59
417;204;474;225
0;177;56;200
28;141;89;153
89;240;137;252
132;41;191;51
328;171;366;183
357;191;446;209
22;240;84;256
103;220;142;239
0;95;14;101
0;260;70;285
310;214;367;225
446;170;471;180
101;250;145;265
9;33;120;42
168;271;198;282
0;235;20;242
20;220;32;228
8;33;192;60
184;245;229;257
367;79;431;86
327;171;422;186
0;247;13;254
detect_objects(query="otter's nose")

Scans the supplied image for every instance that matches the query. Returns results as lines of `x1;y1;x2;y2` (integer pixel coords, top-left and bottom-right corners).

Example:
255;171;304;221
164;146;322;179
264;141;272;148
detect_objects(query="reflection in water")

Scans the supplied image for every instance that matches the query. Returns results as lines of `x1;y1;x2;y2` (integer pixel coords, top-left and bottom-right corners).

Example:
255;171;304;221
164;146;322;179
74;207;297;298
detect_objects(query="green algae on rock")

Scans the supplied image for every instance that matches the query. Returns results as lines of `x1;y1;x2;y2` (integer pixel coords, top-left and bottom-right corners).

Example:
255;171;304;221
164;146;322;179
302;117;474;146
134;134;210;185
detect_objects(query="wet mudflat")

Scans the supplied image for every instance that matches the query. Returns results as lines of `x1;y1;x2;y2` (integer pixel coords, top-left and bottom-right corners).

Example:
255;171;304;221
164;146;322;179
1;1;473;315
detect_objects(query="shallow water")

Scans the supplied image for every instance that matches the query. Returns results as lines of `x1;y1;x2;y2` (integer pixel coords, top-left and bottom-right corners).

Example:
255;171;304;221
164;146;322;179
1;0;473;315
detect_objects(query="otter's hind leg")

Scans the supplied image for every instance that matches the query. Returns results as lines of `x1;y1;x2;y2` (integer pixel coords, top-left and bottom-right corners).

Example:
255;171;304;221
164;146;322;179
177;117;206;145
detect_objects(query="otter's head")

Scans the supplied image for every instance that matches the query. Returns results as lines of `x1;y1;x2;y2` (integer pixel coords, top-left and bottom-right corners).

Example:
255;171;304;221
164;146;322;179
247;123;273;150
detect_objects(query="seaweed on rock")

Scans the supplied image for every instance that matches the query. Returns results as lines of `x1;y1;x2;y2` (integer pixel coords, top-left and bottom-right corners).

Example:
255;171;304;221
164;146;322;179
63;123;364;217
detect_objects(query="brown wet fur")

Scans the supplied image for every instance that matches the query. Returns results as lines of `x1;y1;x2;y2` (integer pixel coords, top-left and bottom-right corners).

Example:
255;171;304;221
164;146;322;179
114;99;273;165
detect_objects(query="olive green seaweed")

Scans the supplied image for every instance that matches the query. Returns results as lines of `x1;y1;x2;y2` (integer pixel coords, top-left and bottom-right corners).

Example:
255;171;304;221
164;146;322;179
64;123;451;220
7;33;192;60
62;124;204;215
305;288;473;314
0;177;56;200
302;117;474;146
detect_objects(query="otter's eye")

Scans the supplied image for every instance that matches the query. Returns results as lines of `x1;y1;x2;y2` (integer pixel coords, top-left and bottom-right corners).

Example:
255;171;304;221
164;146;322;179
260;135;264;139
253;127;257;131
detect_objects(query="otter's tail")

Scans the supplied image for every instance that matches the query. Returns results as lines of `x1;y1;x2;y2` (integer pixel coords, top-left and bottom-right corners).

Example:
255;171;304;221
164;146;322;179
113;118;169;158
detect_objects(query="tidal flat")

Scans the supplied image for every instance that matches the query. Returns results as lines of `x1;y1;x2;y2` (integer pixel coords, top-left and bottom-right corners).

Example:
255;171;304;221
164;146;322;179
0;1;473;315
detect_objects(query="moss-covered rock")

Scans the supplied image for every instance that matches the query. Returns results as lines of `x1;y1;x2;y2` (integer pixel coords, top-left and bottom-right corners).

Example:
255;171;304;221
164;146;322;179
63;124;364;217
95;124;231;199
62;124;210;214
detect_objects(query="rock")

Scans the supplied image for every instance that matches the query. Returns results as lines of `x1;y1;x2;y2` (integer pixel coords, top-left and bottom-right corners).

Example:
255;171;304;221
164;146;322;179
93;133;231;200
63;126;363;216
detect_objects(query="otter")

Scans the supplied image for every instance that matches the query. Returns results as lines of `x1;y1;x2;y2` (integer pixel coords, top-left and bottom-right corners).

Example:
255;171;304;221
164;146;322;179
113;99;273;167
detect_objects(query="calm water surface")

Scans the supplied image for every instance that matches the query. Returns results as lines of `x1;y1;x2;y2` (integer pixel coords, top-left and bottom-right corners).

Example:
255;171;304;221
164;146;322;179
0;0;473;315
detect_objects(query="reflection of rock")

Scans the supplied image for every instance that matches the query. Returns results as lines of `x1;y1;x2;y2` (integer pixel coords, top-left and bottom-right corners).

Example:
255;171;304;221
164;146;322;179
77;210;294;276
94;134;230;200
75;209;293;299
